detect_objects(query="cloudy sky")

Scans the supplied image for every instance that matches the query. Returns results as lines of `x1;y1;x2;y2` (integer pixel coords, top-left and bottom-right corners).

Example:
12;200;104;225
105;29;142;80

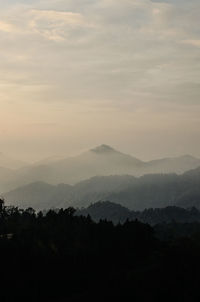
0;0;200;161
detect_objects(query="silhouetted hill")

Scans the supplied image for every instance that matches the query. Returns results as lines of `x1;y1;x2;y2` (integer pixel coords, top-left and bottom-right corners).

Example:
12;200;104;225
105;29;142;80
0;145;200;192
16;145;200;186
146;154;200;174
3;181;73;210
3;175;136;210
3;167;200;211
77;201;133;224
105;169;200;210
77;201;200;225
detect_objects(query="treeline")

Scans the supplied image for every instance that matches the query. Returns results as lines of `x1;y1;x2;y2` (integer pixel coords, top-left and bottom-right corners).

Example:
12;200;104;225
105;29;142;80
1;200;200;301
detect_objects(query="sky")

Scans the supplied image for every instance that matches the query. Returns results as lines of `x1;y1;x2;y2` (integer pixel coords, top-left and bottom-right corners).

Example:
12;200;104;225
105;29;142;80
0;0;200;161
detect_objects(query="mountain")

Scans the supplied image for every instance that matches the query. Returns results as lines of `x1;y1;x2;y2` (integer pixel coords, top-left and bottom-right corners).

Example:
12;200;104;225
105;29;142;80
46;146;200;182
0;144;145;191
105;169;200;210
77;201;133;224
145;155;200;174
43;144;144;183
3;182;73;211
3;167;200;211
3;175;137;210
0;144;200;192
77;201;200;225
0;153;28;169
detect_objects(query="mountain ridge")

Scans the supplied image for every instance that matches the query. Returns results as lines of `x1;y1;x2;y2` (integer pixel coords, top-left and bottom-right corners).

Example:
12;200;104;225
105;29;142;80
76;201;200;225
0;144;200;192
3;166;200;211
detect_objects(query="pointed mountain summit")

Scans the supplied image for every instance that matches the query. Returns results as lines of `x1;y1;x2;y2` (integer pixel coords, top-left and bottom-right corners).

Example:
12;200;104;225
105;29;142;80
88;144;143;166
90;144;118;154
2;144;145;189
89;144;142;161
0;145;200;192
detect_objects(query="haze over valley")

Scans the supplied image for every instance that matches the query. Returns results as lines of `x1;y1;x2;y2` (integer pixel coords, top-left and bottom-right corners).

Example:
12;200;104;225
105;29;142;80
0;144;200;211
0;0;200;214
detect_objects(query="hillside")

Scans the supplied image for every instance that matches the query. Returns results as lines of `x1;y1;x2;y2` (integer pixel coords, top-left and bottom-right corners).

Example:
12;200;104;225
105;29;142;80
16;144;144;185
0;145;200;192
3;167;200;210
77;201;200;225
16;145;200;186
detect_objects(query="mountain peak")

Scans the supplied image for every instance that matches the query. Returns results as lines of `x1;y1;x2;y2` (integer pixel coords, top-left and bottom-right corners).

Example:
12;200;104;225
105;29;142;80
90;144;117;154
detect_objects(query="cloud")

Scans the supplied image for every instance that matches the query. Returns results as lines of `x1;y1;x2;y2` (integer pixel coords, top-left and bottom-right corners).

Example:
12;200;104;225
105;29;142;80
0;0;200;159
182;40;200;47
0;20;17;32
0;0;199;107
27;9;91;41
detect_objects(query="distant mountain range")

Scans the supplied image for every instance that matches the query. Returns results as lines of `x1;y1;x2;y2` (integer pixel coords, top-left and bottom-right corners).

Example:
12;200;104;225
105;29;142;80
0;144;200;192
3;167;200;211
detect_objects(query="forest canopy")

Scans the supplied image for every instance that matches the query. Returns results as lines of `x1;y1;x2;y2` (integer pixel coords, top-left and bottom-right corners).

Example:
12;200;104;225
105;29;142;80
0;199;200;301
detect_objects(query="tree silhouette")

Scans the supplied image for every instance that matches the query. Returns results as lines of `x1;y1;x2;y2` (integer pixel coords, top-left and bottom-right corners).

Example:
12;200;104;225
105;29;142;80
0;202;199;301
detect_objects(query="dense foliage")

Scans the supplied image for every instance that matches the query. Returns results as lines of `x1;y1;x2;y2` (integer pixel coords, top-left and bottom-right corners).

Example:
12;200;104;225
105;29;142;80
0;199;200;301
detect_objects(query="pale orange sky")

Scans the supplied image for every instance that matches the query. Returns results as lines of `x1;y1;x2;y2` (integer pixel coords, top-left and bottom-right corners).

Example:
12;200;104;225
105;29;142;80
1;0;200;161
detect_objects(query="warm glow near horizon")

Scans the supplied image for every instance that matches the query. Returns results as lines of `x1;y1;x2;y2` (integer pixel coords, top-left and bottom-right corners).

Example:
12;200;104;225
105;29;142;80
1;0;200;161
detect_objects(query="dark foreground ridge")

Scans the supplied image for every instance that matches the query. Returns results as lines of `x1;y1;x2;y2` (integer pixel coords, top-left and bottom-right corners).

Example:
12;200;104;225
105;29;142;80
1;199;200;301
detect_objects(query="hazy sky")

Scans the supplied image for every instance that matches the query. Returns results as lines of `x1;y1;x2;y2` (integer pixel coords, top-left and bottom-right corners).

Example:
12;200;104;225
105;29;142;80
1;0;200;161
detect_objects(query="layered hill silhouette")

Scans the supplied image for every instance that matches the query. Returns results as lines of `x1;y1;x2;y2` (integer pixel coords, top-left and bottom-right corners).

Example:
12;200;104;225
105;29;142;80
0;144;200;193
77;201;200;225
3;167;200;211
